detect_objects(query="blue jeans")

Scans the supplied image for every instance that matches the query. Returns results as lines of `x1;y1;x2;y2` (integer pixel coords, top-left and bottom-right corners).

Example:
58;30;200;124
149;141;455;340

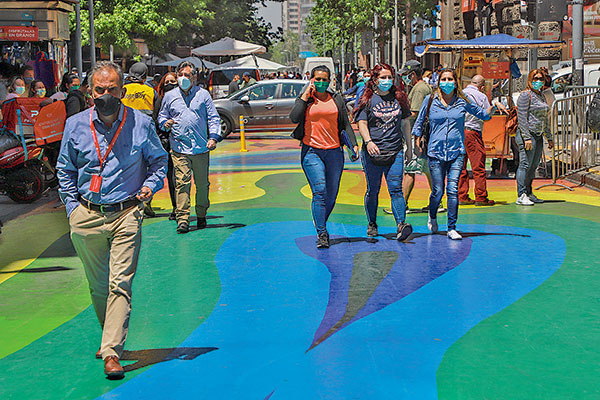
361;149;406;225
515;131;544;196
301;144;345;234
428;155;465;231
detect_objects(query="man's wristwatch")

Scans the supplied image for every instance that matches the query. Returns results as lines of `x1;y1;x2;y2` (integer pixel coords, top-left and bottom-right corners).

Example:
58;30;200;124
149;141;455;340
364;139;372;145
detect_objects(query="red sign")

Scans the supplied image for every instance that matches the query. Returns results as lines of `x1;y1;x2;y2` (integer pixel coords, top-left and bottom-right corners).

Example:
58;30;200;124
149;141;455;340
462;0;476;12
0;26;39;42
482;61;510;79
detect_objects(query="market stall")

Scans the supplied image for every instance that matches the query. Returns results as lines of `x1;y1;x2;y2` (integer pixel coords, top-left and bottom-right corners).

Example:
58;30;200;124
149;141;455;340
415;34;563;166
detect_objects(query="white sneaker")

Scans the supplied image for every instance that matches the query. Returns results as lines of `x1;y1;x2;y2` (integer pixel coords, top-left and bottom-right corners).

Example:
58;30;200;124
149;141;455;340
428;216;438;233
528;193;544;203
516;193;534;206
447;230;463;240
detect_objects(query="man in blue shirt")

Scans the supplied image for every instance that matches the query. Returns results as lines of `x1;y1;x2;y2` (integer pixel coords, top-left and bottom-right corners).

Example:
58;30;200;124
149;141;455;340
56;61;167;379
158;60;222;233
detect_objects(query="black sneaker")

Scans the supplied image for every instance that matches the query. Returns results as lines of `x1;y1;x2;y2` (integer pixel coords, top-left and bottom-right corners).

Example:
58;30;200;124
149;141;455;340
316;232;330;249
396;222;413;241
367;222;378;237
168;212;176;221
197;217;207;229
176;222;189;234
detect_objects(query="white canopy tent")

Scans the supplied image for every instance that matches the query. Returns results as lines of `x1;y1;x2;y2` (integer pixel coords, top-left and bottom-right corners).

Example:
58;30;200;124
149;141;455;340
191;37;266;57
214;55;284;71
156;56;218;70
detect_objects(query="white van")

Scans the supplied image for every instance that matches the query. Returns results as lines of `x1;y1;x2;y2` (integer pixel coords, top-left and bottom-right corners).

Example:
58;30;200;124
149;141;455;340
303;57;337;91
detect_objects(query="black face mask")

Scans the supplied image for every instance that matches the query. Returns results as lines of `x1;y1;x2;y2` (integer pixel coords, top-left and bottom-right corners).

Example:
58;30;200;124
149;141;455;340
94;93;121;116
164;83;177;93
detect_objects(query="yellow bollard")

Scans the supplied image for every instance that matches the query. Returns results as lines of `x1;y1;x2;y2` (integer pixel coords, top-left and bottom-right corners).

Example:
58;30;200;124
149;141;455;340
239;115;248;152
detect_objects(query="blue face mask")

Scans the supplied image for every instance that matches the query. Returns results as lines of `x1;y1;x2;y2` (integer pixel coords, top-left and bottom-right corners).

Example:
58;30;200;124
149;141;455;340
378;78;393;92
178;76;192;90
532;81;544;91
439;81;455;94
364;77;370;83
402;75;411;85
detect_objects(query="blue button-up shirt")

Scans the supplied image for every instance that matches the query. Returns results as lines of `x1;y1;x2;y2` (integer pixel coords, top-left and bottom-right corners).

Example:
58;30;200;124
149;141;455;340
158;86;222;155
57;105;168;217
412;93;490;161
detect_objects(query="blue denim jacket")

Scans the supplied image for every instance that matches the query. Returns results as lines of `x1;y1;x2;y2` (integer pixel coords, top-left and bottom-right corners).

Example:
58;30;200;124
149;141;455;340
412;93;490;161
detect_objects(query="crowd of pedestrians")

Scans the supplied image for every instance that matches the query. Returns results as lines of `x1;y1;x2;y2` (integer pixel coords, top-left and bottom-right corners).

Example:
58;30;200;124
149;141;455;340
0;58;556;379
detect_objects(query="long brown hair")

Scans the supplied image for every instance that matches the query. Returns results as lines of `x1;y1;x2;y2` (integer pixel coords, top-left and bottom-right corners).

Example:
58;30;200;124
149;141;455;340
354;63;410;118
157;72;177;98
526;68;547;91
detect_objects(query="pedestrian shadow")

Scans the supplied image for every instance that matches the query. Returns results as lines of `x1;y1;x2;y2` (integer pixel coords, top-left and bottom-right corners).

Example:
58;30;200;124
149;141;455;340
379;231;531;242
0;266;73;274
329;237;379;246
121;347;218;372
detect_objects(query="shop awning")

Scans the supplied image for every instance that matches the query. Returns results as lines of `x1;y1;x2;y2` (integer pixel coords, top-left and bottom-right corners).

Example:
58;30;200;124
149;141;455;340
415;33;563;57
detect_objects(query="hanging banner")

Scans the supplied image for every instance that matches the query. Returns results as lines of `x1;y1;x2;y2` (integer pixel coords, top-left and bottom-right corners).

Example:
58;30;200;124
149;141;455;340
0;26;39;42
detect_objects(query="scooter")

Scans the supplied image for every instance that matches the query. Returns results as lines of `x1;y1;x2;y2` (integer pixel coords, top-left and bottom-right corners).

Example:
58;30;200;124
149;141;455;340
0;140;46;203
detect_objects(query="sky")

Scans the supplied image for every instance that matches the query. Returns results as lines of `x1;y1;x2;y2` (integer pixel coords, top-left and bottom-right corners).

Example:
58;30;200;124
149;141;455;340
257;1;283;34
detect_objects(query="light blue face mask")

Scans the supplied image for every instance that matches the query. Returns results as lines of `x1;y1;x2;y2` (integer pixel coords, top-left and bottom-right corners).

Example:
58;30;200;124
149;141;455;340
402;75;411;85
439;81;456;94
532;81;544;91
364;77;370;83
378;78;393;92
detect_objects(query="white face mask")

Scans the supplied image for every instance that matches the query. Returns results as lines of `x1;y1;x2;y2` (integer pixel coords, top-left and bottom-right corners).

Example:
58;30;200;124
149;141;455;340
178;76;192;90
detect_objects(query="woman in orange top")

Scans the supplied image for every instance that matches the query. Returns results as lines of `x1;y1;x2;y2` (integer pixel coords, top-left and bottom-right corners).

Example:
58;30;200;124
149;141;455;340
290;65;358;248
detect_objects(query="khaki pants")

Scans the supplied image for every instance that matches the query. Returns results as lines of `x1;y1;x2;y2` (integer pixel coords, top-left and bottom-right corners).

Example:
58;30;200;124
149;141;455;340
69;203;143;359
171;150;210;223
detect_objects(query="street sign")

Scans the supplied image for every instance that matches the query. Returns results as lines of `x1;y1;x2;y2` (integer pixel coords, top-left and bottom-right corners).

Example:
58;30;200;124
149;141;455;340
0;26;39;41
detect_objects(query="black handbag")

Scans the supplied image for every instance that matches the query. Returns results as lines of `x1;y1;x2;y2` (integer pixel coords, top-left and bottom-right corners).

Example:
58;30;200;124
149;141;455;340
421;94;436;152
369;150;399;166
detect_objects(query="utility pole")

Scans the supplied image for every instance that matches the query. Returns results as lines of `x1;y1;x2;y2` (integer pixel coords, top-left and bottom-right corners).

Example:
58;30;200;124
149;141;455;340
572;0;584;86
75;1;83;79
88;0;96;67
373;12;378;64
530;0;539;70
393;0;398;69
341;41;346;91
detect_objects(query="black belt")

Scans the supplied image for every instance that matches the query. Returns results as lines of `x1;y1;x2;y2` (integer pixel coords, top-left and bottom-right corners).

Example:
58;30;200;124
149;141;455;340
79;196;140;213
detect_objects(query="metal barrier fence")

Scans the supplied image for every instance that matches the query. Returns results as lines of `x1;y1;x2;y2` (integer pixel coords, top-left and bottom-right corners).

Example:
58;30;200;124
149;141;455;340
543;91;600;189
564;85;600;97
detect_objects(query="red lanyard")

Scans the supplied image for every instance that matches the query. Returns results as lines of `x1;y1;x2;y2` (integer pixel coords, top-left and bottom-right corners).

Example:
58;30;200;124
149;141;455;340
89;106;128;170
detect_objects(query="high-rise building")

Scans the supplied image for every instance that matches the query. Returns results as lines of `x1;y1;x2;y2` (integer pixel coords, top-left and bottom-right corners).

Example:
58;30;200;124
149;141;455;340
282;0;315;53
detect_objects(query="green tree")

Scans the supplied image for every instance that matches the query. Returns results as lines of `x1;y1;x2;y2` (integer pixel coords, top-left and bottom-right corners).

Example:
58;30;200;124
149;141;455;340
307;0;440;61
268;31;300;66
71;0;282;58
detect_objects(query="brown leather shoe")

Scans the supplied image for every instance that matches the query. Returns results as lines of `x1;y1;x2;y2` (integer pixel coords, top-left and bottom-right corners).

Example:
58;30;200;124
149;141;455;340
104;356;124;379
95;348;102;359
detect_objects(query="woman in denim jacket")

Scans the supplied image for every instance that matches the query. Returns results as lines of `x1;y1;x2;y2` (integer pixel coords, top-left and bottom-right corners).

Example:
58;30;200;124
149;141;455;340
412;68;502;240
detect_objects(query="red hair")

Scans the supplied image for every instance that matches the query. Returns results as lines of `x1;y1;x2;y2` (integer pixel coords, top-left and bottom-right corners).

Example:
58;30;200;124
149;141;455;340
157;72;177;98
354;63;410;118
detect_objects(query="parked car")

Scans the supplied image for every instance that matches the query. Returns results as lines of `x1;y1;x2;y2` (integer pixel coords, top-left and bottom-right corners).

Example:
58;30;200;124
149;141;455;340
208;67;260;99
214;79;308;137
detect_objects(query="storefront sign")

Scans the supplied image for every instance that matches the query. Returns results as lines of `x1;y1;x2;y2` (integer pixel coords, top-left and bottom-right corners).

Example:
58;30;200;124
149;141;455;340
482;61;510;79
0;26;39;41
464;52;484;66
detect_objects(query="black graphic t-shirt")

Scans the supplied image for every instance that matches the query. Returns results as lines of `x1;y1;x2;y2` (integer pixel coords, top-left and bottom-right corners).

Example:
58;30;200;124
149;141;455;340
356;92;403;152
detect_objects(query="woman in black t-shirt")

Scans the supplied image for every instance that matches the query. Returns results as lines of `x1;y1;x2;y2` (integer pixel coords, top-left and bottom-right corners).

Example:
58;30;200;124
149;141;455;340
354;63;413;241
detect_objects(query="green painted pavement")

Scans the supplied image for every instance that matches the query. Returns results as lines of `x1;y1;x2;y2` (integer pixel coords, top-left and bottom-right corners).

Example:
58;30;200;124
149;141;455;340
437;211;600;399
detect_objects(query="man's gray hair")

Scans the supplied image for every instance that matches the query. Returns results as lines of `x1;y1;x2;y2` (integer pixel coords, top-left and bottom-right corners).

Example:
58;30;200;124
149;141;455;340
471;74;485;87
88;61;124;89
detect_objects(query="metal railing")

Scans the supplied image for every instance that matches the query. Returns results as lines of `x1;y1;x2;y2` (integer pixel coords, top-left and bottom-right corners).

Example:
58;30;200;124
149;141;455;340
540;91;600;189
564;85;600;97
